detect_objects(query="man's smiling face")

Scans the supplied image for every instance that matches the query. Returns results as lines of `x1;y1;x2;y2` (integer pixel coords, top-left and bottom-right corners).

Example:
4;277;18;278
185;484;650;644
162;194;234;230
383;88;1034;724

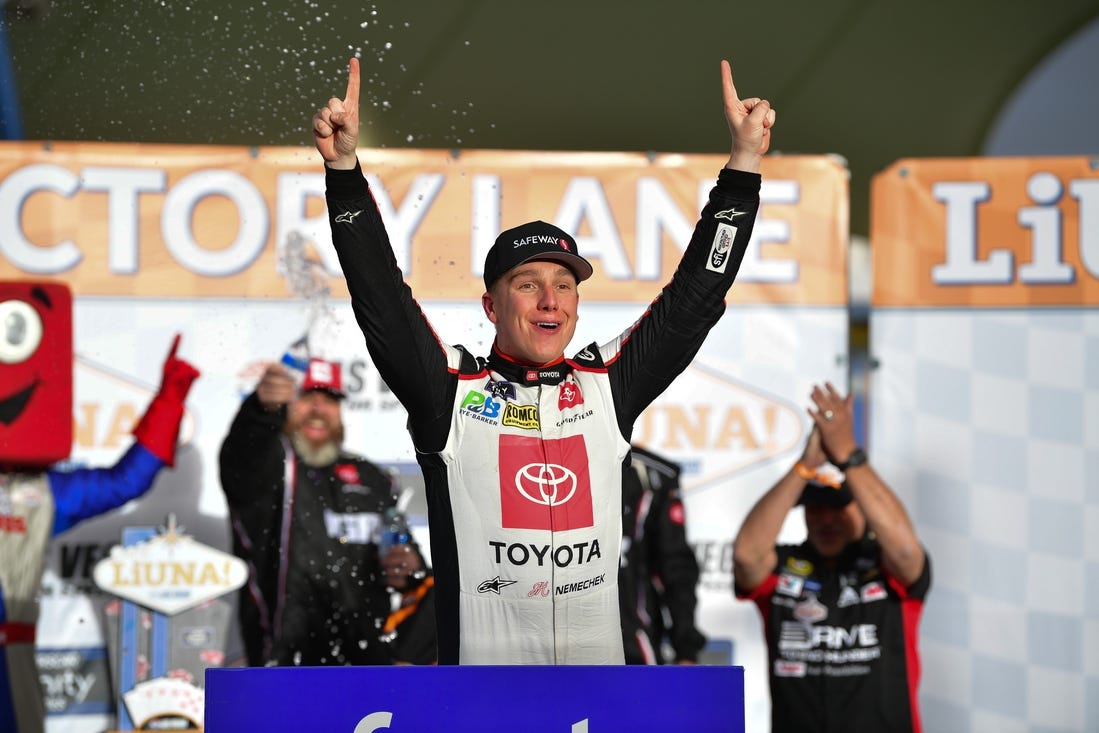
482;260;579;366
286;389;344;451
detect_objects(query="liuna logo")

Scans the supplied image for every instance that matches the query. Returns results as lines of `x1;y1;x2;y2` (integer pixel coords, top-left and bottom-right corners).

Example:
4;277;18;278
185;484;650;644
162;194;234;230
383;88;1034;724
354;713;592;732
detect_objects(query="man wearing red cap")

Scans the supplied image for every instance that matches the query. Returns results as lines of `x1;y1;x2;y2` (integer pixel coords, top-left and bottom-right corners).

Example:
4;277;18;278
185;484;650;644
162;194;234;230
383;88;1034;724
312;58;774;664
219;357;414;666
732;383;931;733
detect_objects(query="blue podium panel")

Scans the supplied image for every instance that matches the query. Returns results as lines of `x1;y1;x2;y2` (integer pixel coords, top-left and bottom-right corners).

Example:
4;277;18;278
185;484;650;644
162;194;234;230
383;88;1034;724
206;665;744;733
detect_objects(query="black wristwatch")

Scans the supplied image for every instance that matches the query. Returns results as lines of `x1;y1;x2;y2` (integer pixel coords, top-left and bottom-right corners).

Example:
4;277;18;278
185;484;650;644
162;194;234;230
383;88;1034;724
836;447;868;471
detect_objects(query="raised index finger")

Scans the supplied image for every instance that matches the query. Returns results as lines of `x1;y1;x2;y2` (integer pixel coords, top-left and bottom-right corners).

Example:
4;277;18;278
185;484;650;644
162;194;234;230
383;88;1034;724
344;57;360;112
721;59;740;107
167;333;181;360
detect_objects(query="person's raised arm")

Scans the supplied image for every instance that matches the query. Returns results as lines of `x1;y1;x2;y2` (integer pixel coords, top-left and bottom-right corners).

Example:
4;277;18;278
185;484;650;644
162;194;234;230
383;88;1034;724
732;426;824;593
607;62;772;430
314;57;458;452
313;57;361;171
721;59;775;174
810;383;926;586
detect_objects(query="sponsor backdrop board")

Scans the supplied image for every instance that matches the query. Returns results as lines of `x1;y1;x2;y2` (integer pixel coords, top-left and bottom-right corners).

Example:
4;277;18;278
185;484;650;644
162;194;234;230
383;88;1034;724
0;141;848;732
869;156;1099;732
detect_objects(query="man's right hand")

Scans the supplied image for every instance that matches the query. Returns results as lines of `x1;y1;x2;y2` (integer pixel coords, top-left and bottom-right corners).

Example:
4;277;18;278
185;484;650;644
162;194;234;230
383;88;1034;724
313;57;361;170
721;59;775;174
256;363;296;411
798;425;826;470
808;382;858;467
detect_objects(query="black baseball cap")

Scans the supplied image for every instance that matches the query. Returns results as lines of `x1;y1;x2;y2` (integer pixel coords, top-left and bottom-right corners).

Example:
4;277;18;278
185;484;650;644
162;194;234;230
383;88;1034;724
798;479;854;508
482;220;594;290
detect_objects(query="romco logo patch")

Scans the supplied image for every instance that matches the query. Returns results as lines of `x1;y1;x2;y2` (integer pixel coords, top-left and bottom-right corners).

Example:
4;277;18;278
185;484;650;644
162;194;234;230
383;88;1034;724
502;403;540;430
498;434;593;530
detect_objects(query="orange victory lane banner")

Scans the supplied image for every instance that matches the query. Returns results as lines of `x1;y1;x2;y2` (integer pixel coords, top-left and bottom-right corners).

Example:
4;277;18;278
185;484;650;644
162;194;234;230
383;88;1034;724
870;156;1099;308
0;141;847;304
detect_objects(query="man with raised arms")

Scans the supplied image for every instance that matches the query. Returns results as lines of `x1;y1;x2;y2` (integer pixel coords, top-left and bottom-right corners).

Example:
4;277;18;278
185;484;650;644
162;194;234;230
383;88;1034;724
312;57;774;665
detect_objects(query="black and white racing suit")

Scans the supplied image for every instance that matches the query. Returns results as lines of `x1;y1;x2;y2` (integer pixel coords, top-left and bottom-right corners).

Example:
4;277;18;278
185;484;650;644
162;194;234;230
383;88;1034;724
327;162;760;665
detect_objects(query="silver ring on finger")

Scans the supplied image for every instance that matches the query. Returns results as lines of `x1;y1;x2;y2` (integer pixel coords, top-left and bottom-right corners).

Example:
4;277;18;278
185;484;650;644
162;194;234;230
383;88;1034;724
823;410;835;422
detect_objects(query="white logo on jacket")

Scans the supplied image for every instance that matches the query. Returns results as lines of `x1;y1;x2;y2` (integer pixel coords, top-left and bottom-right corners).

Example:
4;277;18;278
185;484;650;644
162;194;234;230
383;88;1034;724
515;463;577;506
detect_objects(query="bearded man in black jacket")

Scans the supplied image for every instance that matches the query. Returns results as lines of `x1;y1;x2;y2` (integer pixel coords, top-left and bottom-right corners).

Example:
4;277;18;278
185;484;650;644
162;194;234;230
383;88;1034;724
219;357;413;666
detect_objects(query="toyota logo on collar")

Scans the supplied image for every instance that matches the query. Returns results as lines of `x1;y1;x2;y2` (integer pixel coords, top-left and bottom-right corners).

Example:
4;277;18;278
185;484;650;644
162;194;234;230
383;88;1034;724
514;463;577;506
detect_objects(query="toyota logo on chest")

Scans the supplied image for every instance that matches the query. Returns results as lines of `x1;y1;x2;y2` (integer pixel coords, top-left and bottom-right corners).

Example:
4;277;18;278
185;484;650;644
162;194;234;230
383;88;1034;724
498;434;594;530
514;463;577;506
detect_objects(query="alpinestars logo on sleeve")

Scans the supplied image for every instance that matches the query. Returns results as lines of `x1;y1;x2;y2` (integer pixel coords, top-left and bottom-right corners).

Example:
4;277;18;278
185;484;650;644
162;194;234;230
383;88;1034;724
714;207;745;222
335;210;363;224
